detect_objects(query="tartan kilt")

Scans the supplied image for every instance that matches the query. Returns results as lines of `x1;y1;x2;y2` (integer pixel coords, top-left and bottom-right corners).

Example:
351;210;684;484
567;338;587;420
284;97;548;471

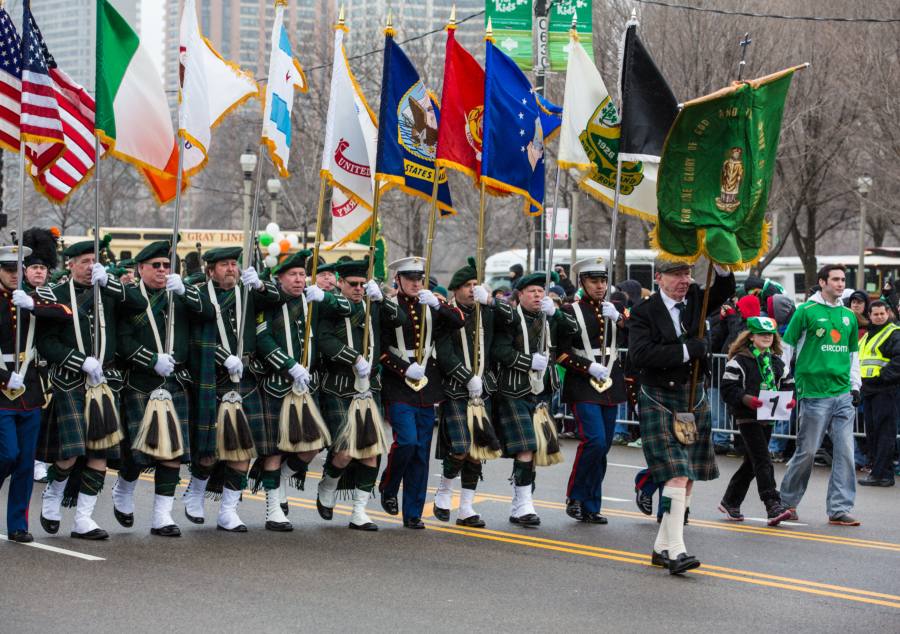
320;390;382;453
436;396;492;458
638;385;718;483
190;376;267;458
119;376;191;467
497;394;547;456
35;388;120;462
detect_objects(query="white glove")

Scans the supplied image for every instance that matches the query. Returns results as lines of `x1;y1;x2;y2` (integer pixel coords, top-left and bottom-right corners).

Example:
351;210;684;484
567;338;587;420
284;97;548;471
713;262;730;276
417;289;439;308
405;362;426;381
12;290;34;311
540;296;556;316
601;301;620;322
531;353;548;371
305;284;325;303
90;263;108;287
6;372;24;391
588;362;609;382
154;353;175;377
354;356;371;378
364;280;383;301
165;274;186;296
466;375;483;399
81;356;103;383
472;285;490;306
288;363;310;386
241;266;262;290
224;355;244;378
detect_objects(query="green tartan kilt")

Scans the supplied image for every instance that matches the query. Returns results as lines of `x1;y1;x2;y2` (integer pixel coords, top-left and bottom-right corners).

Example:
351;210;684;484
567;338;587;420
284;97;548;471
436;396;493;458
119;377;191;467
35;388;121;462
497;394;547;456
319;390;382;453
191;376;267;458
638;385;719;483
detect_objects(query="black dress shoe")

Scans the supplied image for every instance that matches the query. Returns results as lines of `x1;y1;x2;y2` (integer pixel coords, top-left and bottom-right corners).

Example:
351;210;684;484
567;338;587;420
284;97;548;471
184;507;204;525
349;520;378;531
216;523;247;532
71;528;109;540
566;499;583;521
432;503;451;522
265;520;293;532
316;496;334;521
34;476;48;484
150;525;182;537
651;550;669;568
8;530;34;543
280;503;290;516
668;552;701;575
403;517;425;529
381;494;399;516
635;486;653;515
858;476;895;487
113;506;134;528
456;515;486;528
40;513;60;535
509;513;541;526
581;512;608;524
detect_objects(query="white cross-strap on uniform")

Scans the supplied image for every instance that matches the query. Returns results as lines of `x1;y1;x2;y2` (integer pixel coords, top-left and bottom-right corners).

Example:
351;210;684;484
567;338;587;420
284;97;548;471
517;305;549;395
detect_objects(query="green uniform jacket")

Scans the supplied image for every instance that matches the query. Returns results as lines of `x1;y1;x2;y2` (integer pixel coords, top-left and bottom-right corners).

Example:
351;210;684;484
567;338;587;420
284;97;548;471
116;282;216;394
256;291;351;398
316;297;405;398
442;299;516;400
491;305;579;398
35;277;148;392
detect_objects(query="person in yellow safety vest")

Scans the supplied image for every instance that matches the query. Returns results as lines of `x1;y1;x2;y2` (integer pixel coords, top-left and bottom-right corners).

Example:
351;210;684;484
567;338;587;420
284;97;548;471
858;300;900;487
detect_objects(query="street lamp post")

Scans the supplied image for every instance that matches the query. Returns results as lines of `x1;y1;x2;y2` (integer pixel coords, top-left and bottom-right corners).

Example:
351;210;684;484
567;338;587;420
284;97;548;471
240;146;257;259
858;172;872;290
267;178;280;225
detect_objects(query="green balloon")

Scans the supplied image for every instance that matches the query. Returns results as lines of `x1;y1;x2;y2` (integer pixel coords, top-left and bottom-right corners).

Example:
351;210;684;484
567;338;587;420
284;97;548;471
259;232;273;247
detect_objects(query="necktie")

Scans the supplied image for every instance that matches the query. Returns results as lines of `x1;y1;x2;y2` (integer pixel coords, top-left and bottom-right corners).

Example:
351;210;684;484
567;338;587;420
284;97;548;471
675;302;686;342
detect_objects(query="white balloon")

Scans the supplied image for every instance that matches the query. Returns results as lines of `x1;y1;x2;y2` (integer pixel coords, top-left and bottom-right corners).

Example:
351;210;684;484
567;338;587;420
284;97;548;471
274;232;286;244
286;234;299;247
265;222;280;236
267;242;281;257
264;255;278;268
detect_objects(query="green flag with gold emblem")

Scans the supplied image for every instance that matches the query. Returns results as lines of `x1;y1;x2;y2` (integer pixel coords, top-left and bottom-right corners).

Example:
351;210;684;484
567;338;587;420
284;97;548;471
653;67;802;268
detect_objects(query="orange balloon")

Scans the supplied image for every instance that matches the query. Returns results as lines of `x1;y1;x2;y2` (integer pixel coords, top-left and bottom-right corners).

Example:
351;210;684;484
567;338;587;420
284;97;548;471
279;239;290;253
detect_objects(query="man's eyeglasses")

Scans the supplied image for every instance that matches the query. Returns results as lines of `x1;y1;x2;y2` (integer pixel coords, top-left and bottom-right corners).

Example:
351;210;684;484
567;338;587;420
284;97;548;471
149;262;170;270
344;280;365;288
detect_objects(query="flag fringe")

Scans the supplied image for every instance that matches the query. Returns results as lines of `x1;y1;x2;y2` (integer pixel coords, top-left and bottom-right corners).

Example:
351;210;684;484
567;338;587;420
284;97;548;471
292;59;308;94
556;159;590;172
577;177;657;223
95;129;188;205
182;132;210;179
319;168;372;212
446;24;457;32
200;35;261;132
263;136;290;178
543;125;561;145
335;24;349;33
326;216;372;251
434;159;511;198
647;222;771;272
377;177;457;216
480;176;543;216
210;89;259;131
21;137;65;174
29;161;98;206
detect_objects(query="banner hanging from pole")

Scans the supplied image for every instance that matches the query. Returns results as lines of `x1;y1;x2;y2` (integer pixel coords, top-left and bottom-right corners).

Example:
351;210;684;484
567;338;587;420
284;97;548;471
548;0;593;71
485;1;533;71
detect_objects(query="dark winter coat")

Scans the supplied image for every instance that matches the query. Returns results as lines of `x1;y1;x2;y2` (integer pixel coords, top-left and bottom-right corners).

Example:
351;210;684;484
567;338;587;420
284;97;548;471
720;348;794;424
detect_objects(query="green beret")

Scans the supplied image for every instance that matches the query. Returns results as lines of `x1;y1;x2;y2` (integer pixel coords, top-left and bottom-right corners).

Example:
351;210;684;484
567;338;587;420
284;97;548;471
132;240;174;264
188;271;207;285
273;249;312;275
118;258;135;267
51;269;69;282
63;240;96;258
202;246;242;264
514;271;558;291
316;262;338;276
106;266;129;278
449;257;478;291
335;257;369;279
434;285;448;298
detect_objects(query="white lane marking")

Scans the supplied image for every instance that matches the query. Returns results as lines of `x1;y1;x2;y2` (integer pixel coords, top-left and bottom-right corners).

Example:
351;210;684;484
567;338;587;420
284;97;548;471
742;518;809;527
609;463;643;469
0;534;106;560
601;497;629;502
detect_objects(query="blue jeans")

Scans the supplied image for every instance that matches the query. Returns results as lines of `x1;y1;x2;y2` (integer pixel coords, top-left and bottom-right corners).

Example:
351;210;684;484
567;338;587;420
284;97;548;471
0;408;42;533
381;403;436;522
567;403;617;514
711;387;730;447
781;393;856;519
768;417;791;453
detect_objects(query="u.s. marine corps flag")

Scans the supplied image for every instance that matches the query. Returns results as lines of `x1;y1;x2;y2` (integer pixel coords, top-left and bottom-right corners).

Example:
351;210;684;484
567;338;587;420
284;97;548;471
653;66;803;268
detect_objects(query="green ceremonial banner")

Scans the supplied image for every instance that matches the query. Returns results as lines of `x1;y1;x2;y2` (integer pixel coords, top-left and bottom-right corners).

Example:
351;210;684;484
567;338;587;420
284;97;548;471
356;218;386;282
486;0;533;71
548;0;594;71
653;68;799;268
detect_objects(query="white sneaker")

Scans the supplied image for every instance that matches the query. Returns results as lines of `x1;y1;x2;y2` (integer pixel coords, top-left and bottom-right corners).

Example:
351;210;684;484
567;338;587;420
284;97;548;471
216;488;247;532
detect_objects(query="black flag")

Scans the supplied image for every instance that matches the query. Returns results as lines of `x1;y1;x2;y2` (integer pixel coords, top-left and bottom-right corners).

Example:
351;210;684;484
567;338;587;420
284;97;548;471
618;20;679;162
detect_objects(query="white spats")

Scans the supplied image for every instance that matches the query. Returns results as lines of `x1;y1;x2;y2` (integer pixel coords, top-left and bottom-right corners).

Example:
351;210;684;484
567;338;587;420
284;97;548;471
349;488;376;530
662;486;687;558
512;485;537;519
42;479;66;522
72;492;102;535
217;487;245;531
265;488;291;528
434;474;455;512
317;474;340;510
34;461;47;482
458;488;478;521
111;477;138;515
181;476;207;521
151;494;176;530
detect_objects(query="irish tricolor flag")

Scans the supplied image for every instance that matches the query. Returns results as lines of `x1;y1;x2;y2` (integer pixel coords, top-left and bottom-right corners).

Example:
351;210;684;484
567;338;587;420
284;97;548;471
95;0;182;205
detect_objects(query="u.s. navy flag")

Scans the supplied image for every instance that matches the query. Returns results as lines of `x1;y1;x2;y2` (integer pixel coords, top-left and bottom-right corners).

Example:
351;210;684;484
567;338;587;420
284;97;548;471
375;32;454;216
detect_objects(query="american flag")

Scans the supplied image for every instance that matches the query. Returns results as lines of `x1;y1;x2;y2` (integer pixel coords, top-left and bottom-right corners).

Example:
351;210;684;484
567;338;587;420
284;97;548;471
20;0;63;147
0;5;22;153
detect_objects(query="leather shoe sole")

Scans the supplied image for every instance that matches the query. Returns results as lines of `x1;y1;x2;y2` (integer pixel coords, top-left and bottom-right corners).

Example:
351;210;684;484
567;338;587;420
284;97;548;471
316;496;334;521
581;513;608;524
183;508;204;525
265;521;293;532
40;513;60;535
432;504;451;522
350;521;378;531
403;517;425;529
216;524;248;532
71;528;109;540
509;514;541;526
669;554;701;575
456;515;486;528
113;506;134;528
150;525;182;537
381;495;399;516
651;550;669;569
8;530;34;543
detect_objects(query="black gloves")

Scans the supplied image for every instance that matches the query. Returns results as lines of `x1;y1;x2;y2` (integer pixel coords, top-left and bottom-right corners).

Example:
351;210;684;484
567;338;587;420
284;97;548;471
685;337;709;360
851;390;862;408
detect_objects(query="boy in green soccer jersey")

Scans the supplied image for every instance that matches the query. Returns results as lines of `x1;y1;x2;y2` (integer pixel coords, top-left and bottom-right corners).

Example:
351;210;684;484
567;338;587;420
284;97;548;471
780;264;862;526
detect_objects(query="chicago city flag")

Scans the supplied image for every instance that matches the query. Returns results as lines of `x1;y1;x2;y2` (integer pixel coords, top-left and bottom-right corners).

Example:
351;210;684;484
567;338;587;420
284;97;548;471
260;0;306;177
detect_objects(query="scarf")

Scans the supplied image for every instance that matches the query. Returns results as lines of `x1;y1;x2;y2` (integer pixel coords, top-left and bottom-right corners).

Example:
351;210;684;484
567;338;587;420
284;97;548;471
752;348;776;391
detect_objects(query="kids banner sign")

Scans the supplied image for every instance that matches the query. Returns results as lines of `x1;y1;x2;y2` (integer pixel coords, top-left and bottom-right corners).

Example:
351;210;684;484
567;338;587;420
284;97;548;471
654;67;802;268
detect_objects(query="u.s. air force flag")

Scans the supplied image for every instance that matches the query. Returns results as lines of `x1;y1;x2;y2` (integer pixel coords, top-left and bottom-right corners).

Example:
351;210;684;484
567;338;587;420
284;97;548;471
375;33;454;216
481;36;555;216
260;0;307;177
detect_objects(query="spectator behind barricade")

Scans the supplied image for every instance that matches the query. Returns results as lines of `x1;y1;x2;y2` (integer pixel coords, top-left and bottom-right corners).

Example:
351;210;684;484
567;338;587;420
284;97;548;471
493;286;509;301
880;280;899;322
548;284;566;300
554;264;576;297
616;280;642;309
509;263;524;288
845;289;870;339
744;277;784;317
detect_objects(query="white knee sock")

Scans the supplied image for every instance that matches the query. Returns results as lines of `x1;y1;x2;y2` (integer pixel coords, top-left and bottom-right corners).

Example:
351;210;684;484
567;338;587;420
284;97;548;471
663;486;687;558
653;511;669;554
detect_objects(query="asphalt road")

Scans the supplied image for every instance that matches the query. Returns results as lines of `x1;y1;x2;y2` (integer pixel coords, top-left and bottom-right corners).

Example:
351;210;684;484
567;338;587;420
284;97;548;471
2;437;899;634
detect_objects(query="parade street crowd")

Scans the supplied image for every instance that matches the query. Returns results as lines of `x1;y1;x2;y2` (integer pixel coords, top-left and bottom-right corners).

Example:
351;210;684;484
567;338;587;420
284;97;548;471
0;229;891;577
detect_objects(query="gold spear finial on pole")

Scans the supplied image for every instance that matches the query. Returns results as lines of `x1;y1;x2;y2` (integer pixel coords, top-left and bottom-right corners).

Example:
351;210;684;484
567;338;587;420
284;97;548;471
338;4;345;26
486;16;493;38
450;4;456;26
